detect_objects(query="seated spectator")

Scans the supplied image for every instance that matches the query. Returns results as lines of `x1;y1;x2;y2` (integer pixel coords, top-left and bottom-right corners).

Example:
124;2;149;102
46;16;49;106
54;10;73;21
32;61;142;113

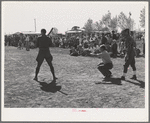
82;49;91;56
77;44;84;55
83;39;89;49
70;46;79;56
135;48;141;57
105;43;111;52
94;47;101;54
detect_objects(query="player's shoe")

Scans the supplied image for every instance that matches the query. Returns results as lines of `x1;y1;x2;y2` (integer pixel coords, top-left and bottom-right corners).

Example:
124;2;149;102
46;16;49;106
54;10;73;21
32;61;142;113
121;76;125;80
103;74;112;80
33;77;38;81
130;75;137;80
53;77;58;81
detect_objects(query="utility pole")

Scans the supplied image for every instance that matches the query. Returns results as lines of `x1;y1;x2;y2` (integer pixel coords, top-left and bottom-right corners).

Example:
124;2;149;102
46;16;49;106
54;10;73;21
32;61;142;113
34;19;36;32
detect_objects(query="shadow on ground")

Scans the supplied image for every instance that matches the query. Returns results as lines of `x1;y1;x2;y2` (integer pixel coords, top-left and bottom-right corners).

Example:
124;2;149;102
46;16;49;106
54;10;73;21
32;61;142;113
95;78;122;85
36;80;68;95
37;80;61;93
125;79;145;88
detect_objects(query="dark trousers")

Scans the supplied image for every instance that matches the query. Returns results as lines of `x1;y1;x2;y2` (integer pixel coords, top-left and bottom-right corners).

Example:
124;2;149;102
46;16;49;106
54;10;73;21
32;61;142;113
26;42;30;51
143;43;145;54
123;57;136;73
97;63;113;77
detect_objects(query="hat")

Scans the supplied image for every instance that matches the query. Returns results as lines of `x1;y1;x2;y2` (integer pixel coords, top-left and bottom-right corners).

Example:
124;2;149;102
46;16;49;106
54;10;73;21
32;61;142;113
121;28;130;35
100;44;106;50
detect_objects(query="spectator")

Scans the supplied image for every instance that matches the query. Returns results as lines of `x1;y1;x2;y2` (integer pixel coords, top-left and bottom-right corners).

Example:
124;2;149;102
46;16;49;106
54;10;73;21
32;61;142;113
25;35;30;51
70;46;78;56
83;38;89;49
111;39;118;58
142;34;145;56
77;44;84;55
112;31;117;40
101;33;107;45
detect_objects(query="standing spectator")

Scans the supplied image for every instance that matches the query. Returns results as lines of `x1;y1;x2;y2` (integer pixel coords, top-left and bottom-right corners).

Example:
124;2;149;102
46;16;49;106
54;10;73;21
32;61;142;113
59;37;63;47
32;36;37;48
18;33;24;49
112;31;117;40
107;33;112;45
5;35;8;46
119;40;125;55
89;36;94;49
142;34;145;57
25;35;30;51
111;39;118;58
101;33;107;45
94;36;99;47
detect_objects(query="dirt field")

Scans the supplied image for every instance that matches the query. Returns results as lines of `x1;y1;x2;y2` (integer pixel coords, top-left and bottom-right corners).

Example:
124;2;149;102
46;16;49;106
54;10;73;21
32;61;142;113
4;46;145;108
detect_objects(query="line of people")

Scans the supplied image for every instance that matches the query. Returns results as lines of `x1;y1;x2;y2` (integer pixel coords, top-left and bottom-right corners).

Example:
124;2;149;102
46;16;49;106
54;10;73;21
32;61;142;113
5;34;38;51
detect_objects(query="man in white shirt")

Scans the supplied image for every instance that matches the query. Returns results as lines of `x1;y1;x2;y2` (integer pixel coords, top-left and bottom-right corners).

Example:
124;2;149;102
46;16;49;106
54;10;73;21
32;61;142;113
91;45;113;79
25;35;30;51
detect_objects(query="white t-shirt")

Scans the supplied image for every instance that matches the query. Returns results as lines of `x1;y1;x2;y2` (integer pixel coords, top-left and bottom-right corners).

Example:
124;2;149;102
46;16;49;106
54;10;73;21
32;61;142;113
98;50;112;64
25;36;30;42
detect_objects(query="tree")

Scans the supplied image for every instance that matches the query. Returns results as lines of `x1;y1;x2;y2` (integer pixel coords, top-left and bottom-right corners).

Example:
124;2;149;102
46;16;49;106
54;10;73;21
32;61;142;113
84;18;94;33
108;16;118;31
102;11;111;28
94;20;103;31
139;7;145;28
118;12;135;31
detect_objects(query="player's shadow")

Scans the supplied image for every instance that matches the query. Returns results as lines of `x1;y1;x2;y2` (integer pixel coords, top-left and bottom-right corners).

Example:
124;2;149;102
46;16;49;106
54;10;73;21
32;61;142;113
95;78;122;85
125;79;145;88
37;80;61;93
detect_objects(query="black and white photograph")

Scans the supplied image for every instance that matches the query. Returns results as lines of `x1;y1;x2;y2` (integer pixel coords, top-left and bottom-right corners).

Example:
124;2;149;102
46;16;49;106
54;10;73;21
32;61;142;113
1;1;149;122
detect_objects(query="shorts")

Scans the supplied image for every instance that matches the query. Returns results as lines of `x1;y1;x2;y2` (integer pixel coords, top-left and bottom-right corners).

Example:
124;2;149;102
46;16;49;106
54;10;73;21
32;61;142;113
36;49;53;63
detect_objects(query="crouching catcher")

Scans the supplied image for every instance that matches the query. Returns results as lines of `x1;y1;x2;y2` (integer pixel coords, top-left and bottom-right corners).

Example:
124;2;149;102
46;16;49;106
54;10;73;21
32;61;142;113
91;45;113;79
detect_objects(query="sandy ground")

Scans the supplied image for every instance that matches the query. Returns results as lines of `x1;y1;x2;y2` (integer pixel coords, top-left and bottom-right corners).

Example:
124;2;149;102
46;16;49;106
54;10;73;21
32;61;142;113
4;46;145;108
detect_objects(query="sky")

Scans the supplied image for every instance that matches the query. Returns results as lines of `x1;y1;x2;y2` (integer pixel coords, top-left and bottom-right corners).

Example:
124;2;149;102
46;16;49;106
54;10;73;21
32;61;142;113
2;1;147;34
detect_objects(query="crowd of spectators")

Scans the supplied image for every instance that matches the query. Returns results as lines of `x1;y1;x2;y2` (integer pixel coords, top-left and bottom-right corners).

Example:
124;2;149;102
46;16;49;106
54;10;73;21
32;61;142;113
5;34;38;51
4;30;145;57
68;31;145;58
